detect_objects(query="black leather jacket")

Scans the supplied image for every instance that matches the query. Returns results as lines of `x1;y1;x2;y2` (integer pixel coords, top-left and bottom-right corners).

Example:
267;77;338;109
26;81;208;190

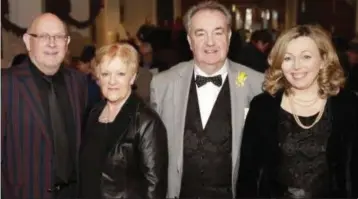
80;93;168;199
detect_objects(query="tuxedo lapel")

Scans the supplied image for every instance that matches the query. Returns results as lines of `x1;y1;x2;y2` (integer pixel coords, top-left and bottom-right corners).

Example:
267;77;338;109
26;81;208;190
228;61;250;194
173;62;194;174
16;64;50;144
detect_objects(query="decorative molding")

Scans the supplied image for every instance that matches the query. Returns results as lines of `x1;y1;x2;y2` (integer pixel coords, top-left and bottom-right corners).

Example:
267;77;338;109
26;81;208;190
1;0;26;36
1;0;102;36
46;0;102;28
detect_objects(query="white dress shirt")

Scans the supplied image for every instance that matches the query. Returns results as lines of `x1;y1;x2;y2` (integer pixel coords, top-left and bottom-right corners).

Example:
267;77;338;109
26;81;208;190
194;60;228;128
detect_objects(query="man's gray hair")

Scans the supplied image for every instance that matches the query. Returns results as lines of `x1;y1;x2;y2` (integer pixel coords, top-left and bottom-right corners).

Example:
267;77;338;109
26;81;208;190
183;1;232;32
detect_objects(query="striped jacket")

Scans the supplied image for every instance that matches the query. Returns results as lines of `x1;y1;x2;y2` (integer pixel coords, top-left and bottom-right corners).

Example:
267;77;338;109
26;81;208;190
1;61;87;199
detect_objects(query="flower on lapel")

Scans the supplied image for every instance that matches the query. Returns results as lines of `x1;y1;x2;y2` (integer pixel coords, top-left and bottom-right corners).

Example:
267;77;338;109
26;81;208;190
236;71;248;87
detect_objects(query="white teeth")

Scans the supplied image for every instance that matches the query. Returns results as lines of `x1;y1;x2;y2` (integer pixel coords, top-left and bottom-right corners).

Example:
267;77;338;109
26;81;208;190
292;73;306;79
205;50;216;53
45;52;58;55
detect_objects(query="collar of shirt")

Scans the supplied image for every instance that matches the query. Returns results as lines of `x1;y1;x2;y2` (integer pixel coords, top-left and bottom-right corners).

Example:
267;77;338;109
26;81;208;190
193;60;229;128
28;58;64;81
194;59;228;84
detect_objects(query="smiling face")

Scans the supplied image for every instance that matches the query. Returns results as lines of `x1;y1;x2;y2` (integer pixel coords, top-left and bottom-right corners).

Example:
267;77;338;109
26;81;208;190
98;57;136;104
281;36;324;93
187;9;231;74
23;13;70;75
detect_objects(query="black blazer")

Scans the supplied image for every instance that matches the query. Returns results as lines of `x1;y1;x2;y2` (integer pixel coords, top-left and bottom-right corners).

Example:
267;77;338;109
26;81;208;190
236;90;358;198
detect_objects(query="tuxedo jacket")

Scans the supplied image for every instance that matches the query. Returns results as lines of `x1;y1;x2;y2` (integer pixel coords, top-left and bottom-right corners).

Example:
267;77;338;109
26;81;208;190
150;59;264;197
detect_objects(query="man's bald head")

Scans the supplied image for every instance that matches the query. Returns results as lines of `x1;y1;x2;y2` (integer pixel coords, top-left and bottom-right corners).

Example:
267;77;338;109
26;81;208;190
23;13;71;75
27;13;68;34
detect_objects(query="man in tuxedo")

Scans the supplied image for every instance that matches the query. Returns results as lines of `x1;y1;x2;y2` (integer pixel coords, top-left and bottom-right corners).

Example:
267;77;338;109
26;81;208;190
150;1;263;198
2;13;87;199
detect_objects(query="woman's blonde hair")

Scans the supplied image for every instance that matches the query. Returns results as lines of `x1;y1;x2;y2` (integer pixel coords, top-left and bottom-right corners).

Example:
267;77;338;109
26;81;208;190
264;24;345;98
94;43;139;78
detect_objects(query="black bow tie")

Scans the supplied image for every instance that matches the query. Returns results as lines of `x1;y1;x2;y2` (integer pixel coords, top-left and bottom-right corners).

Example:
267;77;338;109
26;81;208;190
195;75;222;87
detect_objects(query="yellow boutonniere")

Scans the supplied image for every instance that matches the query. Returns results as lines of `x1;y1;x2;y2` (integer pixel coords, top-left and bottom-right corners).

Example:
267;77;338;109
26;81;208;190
236;71;248;87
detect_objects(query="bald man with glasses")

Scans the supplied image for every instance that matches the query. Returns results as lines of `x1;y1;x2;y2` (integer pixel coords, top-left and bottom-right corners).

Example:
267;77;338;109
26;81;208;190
2;13;88;199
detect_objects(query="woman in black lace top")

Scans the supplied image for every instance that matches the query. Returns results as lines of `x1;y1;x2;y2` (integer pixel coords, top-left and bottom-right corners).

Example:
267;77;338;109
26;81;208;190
236;25;358;198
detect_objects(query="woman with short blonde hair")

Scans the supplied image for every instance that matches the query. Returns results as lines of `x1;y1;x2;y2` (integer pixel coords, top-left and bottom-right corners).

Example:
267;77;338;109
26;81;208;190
80;43;168;199
94;43;139;77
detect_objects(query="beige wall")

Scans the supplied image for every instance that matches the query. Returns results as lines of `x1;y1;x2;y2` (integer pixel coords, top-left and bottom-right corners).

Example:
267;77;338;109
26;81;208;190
1;0;43;68
122;0;156;36
1;0;93;67
94;0;121;47
9;0;43;27
284;0;298;30
68;0;91;57
173;0;182;19
95;0;157;47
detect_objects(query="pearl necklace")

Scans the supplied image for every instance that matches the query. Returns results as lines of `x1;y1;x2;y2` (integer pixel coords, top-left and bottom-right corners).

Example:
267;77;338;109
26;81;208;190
288;95;326;129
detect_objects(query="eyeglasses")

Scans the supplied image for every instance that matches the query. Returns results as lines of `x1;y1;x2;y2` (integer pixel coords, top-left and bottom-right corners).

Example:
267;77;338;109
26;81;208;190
28;33;69;43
